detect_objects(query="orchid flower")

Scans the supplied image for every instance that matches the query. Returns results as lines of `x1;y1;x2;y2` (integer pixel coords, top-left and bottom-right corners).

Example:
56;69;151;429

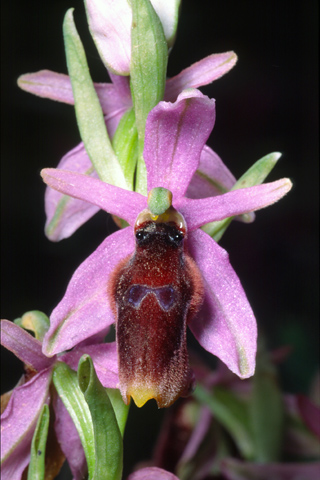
18;0;238;242
40;89;292;408
0;318;118;479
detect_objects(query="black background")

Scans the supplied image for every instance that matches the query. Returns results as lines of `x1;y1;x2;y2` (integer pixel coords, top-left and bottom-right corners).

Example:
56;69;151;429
1;1;319;477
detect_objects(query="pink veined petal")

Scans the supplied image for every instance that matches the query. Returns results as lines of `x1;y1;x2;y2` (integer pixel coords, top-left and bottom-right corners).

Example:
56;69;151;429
41;169;147;227
42;228;135;356
61;342;119;388
1;369;52;476
53;394;87;480
165;51;238;102
44;144;100;241
177;178;293;231
127;467;180;480
84;0;132;75
186;145;236;199
145;90;216;199
0;320;53;371
188;229;257;378
221;458;320;480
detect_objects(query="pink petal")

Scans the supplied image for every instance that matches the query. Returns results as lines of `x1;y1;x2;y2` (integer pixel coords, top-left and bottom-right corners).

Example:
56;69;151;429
188;229;257;378
18;70;131;132
85;0;132;74
18;70;75;104
61;342;119;388
75;327;110;348
41;169;147;227
44;144;100;241
1;369;51;476
0;320;53;371
128;467;180;480
53;394;87;480
221;458;320;480
0;432;31;480
165;51;238;101
107;71;131;100
145;90;216;198
186;145;236;199
177;178;292;231
42;228;135;356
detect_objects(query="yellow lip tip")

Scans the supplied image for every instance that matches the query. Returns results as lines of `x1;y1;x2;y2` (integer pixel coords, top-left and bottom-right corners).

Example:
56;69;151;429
128;386;158;408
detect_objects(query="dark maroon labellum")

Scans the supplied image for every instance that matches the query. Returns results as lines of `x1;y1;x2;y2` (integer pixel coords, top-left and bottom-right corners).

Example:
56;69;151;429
109;209;204;408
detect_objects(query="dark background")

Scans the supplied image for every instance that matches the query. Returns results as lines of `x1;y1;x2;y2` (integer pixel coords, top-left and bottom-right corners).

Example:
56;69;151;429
1;0;319;477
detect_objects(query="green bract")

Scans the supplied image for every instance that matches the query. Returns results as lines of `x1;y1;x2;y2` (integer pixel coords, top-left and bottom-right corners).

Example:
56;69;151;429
53;362;95;478
194;384;255;460
63;9;127;189
250;345;284;461
112;108;138;190
78;355;123;480
203;152;282;241
130;0;168;194
105;388;130;438
27;405;50;480
14;310;50;341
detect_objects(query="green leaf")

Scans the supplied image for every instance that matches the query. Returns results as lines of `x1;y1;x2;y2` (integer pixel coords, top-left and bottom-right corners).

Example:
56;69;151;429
249;344;284;462
130;0;168;194
63;9;127;189
14;311;50;341
53;362;95;479
112;108;138;190
27;404;50;480
193;384;254;460
78;355;123;480
203;152;282;241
